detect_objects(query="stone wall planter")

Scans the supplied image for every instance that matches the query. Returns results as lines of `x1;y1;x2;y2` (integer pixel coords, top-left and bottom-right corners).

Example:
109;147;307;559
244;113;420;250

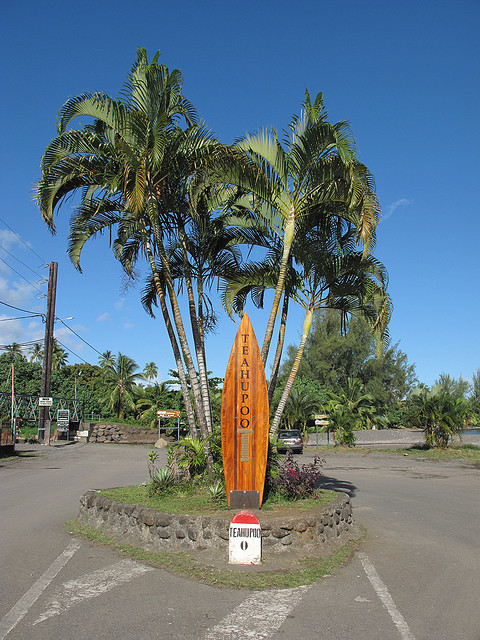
88;424;158;445
78;490;356;555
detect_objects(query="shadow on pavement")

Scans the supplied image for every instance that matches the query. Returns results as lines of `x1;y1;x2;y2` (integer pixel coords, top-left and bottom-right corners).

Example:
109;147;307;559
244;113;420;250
318;474;357;498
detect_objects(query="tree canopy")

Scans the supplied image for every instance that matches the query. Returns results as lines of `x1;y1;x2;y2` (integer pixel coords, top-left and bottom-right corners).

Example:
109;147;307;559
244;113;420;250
35;48;393;455
276;309;417;426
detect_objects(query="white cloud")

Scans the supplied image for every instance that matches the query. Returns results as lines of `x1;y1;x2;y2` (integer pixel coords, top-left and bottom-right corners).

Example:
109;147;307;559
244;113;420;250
96;312;110;322
123;322;134;330
0;229;24;250
114;298;126;311
0;273;43;308
0;316;43;354
383;198;414;221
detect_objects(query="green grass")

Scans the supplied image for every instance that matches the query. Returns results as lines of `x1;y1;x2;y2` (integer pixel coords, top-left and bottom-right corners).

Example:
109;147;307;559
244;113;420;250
310;444;480;465
66;519;364;590
99;482;337;515
385;444;480;464
17;426;38;437
0;449;42;460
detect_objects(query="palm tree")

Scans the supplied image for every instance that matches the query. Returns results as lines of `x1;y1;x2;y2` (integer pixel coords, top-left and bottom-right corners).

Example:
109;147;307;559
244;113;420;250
29;343;43;364
98;350;116;369
268;222;391;436
36;49;217;471
325;377;376;429
102;352;143;419
136;381;180;428
409;385;468;448
200;90;380;367
143;361;158;383
282;386;319;433
51;340;68;370
5;342;24;359
139;195;250;429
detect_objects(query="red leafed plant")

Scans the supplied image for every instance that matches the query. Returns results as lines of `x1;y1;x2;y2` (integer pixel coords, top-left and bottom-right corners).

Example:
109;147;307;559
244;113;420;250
272;452;325;499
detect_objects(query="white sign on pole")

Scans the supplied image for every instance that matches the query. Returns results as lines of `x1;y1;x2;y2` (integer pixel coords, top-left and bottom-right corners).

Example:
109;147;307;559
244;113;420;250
38;397;53;407
57;409;70;427
229;510;261;565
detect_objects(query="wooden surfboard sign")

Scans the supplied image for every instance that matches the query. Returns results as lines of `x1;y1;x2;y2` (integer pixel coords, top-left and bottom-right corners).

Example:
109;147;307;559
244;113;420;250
221;314;269;508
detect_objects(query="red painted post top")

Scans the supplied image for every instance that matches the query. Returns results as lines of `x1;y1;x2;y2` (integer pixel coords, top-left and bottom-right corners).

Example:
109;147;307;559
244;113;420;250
231;510;260;525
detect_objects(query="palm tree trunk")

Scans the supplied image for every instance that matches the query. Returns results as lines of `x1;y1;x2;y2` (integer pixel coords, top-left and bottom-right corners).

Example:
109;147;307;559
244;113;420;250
267;293;289;405
144;239;197;433
150;218;206;423
149;215;214;473
261;208;295;365
270;306;313;437
177;222;213;433
195;266;215;431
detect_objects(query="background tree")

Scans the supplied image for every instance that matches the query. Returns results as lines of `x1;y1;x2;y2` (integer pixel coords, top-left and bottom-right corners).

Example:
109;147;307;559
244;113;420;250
0;351;41;396
406;384;468;448
101;353;143;419
469;369;480;420
143;362;158;384
54;363;108;419
29;343;43;364
322;377;376;445
51;340;68;371
281;386;319;434
277;309;416;425
434;373;471;400
136;381;182;428
98;350;116;369
4;343;24;359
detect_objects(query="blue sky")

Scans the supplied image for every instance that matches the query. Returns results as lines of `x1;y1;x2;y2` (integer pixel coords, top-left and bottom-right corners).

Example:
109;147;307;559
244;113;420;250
1;0;479;387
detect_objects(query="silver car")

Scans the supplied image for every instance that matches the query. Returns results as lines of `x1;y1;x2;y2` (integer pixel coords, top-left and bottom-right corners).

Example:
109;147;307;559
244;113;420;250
277;429;303;454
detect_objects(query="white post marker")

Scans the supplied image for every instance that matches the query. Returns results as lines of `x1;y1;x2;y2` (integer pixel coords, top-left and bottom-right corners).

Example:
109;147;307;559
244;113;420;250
229;510;261;565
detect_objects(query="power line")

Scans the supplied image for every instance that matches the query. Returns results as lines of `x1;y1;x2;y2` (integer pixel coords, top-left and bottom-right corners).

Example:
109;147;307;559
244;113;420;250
56;317;104;357
55;338;88;364
0;299;45;318
0;256;44;293
0;216;48;267
0;339;43;349
0;315;43;321
0;244;45;279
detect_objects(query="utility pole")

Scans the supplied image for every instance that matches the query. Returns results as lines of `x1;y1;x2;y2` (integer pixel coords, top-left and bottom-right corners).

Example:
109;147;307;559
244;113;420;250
38;262;58;444
11;361;15;446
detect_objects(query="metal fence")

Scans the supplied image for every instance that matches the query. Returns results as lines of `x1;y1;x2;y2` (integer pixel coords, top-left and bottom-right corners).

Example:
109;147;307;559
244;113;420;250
0;392;82;423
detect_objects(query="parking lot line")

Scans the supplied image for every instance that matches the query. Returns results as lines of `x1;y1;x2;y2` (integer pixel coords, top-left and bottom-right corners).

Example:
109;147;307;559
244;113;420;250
0;539;80;640
33;559;154;625
358;552;416;640
204;585;311;640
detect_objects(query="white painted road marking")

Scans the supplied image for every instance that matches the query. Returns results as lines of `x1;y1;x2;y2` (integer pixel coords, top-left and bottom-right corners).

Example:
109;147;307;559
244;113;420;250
358;552;416;640
33;559;154;625
0;539;80;640
204;585;311;640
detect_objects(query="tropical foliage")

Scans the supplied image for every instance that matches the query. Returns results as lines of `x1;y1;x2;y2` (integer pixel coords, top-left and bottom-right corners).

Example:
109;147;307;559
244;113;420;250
36;48;225;470
276;309;416;428
101;353;143;419
322;378;377;445
38;46;479;456
406;384;469;448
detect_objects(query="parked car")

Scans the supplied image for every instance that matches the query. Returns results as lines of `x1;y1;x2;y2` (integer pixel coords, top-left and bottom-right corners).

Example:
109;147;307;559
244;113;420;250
276;429;304;454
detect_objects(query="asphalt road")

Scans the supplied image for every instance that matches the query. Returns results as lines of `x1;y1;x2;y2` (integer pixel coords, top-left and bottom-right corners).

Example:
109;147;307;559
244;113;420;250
1;442;479;639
